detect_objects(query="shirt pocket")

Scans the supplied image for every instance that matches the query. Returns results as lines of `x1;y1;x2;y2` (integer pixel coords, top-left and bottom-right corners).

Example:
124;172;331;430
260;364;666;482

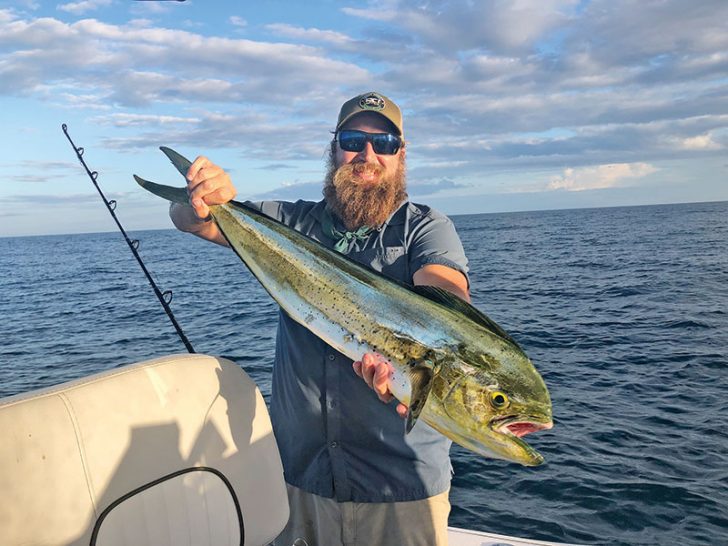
377;246;407;281
381;246;405;267
353;246;407;279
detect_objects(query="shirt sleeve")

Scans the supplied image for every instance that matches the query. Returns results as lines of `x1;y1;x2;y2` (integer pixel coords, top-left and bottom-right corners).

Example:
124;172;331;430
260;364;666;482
408;211;470;286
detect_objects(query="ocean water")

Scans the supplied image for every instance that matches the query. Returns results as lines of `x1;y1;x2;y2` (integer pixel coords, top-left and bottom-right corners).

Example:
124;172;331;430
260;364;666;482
1;201;726;546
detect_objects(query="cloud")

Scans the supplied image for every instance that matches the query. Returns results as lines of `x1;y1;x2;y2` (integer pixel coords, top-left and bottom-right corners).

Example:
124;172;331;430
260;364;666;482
265;23;353;46
340;6;395;23
673;133;722;151
409;178;469;197
98;109;331;160
344;0;575;55
0;12;370;108
57;0;111;15
546;163;658;192
129;1;177;16
11;174;56;183
258;163;296;171
19;160;79;170
573;1;728;64
4;160;82;184
229;16;247;28
91;113;200;127
1;1;726;211
251;181;324;201
53;91;113;110
249;175;469;203
2;191;134;205
13;1;40;11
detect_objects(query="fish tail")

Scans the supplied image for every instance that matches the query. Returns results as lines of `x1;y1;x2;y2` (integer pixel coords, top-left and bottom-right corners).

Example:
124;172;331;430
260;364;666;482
160;146;193;179
133;175;189;205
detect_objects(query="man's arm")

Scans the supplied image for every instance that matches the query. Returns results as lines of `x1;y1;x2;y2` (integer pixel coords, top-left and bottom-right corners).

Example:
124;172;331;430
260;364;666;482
170;202;229;247
169;155;236;247
412;263;470;302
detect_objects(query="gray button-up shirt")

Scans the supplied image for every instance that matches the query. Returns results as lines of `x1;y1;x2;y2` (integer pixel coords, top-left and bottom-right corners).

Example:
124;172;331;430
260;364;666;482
246;198;469;502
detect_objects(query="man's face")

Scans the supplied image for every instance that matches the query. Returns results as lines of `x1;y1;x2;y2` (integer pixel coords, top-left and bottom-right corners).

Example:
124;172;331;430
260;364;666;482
333;112;405;181
323;112;407;231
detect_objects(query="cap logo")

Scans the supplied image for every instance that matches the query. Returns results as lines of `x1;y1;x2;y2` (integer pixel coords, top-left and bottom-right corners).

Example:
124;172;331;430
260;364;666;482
359;93;385;111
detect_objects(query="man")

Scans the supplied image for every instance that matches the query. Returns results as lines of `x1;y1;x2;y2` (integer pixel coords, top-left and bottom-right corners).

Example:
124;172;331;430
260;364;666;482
170;92;469;545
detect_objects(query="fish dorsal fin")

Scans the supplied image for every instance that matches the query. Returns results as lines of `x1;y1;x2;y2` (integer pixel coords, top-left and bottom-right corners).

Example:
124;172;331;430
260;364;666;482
405;364;435;433
411;285;522;349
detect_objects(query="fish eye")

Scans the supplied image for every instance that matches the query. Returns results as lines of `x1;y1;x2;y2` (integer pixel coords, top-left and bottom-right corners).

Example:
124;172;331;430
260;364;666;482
490;391;509;409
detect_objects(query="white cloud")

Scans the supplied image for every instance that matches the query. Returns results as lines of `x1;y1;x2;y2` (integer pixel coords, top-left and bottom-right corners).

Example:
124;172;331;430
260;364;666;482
573;0;728;63
0;10;15;23
546;163;658;192
91;113;200;127
675;134;722;151
265;23;353;46
129;1;174;16
0;14;370;107
229;16;247;28
252;181;323;201
54;92;113;110
57;0;111;15
0;2;726;204
16;1;41;10
345;0;575;54
340;7;396;22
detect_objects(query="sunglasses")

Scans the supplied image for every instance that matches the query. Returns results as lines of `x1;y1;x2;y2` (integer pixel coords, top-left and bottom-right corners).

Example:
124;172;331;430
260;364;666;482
336;130;403;155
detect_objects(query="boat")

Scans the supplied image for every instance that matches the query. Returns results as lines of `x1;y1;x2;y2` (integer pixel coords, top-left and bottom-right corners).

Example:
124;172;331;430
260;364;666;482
0;353;582;546
448;527;582;546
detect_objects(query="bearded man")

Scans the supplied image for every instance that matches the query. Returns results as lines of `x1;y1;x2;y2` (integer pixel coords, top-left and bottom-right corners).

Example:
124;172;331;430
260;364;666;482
170;92;470;546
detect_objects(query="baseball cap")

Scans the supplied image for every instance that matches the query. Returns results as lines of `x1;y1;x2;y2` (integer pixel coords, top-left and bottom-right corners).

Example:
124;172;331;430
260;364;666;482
336;92;403;136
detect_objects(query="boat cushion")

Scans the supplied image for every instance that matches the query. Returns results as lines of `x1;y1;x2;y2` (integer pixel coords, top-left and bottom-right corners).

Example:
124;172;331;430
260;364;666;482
0;354;288;546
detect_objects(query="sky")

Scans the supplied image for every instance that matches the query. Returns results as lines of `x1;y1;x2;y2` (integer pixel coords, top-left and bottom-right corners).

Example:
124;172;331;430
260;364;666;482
1;0;726;237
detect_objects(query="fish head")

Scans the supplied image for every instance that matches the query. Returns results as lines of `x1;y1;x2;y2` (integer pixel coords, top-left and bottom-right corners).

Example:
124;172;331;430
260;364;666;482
434;344;553;466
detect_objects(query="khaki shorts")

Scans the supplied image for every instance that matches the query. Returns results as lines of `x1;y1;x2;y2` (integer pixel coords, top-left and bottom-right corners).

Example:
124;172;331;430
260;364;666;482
271;484;450;546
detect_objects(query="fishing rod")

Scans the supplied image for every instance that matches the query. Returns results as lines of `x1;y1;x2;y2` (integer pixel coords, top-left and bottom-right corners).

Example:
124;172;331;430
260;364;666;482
61;123;196;354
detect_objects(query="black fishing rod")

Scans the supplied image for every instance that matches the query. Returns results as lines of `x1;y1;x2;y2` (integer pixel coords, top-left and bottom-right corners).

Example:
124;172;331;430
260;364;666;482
61;123;196;354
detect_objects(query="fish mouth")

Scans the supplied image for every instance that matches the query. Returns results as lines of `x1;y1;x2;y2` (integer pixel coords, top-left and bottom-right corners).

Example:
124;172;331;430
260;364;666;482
441;414;551;467
484;415;553;466
492;416;553;438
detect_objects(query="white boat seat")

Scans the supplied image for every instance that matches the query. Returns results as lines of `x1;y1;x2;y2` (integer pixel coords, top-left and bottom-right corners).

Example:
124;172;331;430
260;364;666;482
0;354;288;546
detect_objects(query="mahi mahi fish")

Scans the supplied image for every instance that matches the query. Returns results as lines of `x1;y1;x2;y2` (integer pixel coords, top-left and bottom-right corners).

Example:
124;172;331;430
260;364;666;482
134;147;553;466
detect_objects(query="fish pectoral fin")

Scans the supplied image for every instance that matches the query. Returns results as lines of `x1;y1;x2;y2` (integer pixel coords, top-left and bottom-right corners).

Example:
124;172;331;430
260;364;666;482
405;365;435;434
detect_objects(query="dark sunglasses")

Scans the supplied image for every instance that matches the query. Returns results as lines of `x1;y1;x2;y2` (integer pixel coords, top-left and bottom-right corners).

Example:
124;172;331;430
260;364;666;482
336;130;403;155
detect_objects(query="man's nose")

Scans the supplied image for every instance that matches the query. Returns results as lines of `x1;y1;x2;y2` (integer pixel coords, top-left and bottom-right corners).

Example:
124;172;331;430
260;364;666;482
356;140;378;162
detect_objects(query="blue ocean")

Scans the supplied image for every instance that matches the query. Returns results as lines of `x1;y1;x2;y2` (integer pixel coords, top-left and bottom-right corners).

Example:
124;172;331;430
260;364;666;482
2;201;726;546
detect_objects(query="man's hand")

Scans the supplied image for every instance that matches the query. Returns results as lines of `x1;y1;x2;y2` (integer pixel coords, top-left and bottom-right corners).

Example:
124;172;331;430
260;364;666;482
186;156;237;220
169;155;236;246
352;353;408;418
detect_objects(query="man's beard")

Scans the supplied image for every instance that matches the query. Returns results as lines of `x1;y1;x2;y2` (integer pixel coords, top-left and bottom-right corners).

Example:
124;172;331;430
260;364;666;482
323;153;408;231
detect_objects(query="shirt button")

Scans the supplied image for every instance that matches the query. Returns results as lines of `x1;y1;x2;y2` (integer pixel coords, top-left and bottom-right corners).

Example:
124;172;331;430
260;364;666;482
328;354;335;361
330;441;338;448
